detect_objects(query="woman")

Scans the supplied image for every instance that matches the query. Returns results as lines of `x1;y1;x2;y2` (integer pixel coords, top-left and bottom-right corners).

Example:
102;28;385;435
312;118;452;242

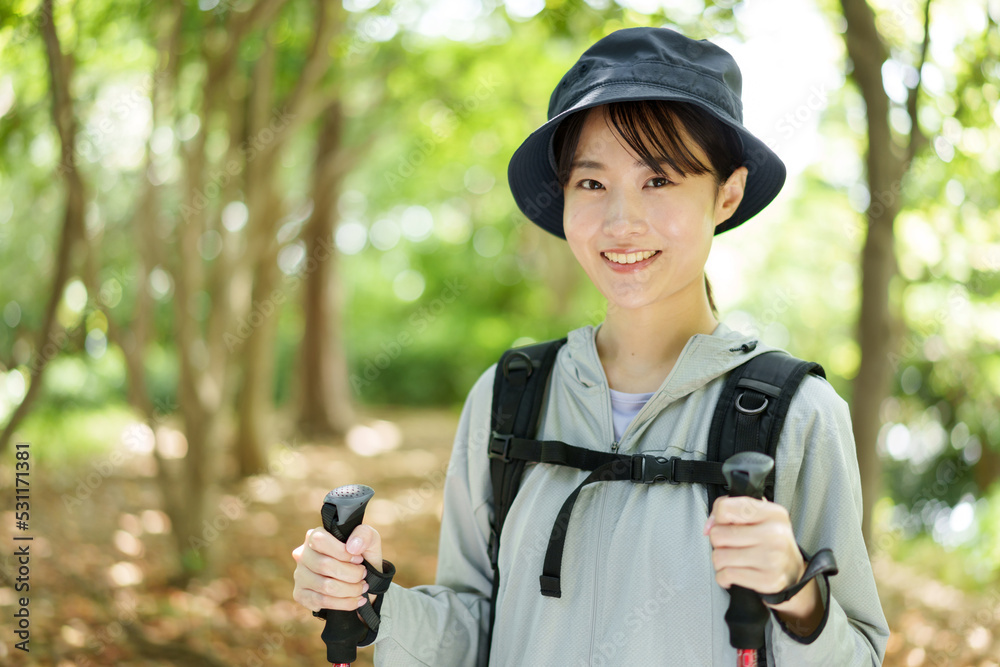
293;27;889;665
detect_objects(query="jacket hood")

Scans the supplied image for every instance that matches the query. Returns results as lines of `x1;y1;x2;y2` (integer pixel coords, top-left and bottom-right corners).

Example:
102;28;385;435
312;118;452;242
562;321;774;402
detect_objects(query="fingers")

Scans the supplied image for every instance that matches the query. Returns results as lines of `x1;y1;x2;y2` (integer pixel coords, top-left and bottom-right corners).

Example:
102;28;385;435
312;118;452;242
710;543;803;593
293;563;370;613
712;564;802;594
300;539;368;582
292;527;378;614
308;524;384;570
345;524;384;573
307;527;363;564
707;496;788;528
705;497;805;594
706;520;791;549
712;565;791;593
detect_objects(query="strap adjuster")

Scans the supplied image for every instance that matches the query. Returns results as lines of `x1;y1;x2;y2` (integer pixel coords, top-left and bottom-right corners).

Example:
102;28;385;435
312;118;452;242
489;431;514;462
631;455;679;484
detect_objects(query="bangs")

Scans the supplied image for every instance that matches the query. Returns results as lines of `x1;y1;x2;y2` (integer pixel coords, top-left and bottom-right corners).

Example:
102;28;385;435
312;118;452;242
553;100;743;188
606;102;713;179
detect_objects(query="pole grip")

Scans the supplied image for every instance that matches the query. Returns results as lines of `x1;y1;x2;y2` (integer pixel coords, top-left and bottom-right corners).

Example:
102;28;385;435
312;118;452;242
721;453;774;653
318;484;375;665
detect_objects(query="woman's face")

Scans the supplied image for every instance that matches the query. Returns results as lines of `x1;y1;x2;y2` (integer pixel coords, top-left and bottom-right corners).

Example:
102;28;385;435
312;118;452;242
562;106;746;315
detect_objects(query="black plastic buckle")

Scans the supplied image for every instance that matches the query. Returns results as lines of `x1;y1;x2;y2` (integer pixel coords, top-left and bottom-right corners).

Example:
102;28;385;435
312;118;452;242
489;431;514;462
631;455;679;484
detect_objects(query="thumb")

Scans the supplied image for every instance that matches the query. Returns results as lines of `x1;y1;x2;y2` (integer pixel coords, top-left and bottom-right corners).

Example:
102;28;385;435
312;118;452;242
345;524;383;572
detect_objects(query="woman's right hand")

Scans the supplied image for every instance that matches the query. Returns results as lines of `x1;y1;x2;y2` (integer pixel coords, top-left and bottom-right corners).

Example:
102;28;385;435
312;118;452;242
292;524;383;613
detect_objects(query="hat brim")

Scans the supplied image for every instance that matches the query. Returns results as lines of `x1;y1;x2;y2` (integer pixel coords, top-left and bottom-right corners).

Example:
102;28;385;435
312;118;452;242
507;82;786;239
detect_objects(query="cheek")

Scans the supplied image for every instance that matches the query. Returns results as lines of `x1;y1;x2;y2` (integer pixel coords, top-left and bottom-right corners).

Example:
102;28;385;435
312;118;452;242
656;199;716;242
563;202;596;245
564;225;591;268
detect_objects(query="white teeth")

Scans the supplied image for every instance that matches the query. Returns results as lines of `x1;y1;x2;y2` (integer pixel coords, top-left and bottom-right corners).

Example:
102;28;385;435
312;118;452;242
603;250;657;265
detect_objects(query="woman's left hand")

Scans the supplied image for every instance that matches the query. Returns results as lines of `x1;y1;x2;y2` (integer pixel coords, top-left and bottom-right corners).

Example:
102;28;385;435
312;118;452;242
704;496;823;636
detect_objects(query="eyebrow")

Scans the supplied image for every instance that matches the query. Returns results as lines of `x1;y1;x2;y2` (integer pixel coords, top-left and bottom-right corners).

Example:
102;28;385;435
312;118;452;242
569;157;671;171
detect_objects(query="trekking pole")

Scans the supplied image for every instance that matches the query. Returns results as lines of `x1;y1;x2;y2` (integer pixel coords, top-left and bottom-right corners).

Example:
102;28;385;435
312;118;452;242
317;485;375;667
721;452;775;667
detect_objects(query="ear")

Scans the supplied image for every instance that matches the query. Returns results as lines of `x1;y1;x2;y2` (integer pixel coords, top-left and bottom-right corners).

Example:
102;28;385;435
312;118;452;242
714;166;748;228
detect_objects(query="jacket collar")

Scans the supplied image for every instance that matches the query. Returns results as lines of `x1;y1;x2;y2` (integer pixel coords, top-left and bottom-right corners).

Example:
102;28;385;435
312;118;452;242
563;321;772;401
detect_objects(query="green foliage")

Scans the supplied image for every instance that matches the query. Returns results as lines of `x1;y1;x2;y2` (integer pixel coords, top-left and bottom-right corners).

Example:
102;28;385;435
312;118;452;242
878;479;1000;590
16;402;136;466
2;1;998;566
878;9;1000;517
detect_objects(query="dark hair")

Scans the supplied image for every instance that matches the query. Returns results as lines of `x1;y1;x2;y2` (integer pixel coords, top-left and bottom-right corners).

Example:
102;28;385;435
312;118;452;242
552;100;743;316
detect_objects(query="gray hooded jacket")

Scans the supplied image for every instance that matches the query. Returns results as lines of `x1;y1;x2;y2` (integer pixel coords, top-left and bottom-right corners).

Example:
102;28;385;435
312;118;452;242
372;323;889;665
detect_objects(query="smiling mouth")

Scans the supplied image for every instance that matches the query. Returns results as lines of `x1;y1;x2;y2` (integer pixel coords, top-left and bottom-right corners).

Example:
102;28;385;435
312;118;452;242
601;250;660;265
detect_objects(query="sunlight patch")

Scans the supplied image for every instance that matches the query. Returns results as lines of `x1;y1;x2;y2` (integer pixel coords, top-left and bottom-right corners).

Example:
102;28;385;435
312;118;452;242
108;562;143;587
114;530;144;557
155;427;188;459
346;420;402;456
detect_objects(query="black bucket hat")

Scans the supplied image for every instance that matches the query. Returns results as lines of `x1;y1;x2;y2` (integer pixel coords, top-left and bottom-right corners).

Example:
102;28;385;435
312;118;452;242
507;26;785;239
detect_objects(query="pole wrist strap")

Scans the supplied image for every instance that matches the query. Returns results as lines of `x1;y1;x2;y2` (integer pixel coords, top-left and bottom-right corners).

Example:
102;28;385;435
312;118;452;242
759;547;837;606
357;559;394;647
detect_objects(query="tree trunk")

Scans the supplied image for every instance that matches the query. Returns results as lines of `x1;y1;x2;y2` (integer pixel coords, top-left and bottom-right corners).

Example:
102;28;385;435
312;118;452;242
231;33;281;478
159;2;239;578
839;0;930;547
0;0;85;455
175;404;218;574
297;101;355;438
851;201;897;546
234;218;283;478
232;2;341;471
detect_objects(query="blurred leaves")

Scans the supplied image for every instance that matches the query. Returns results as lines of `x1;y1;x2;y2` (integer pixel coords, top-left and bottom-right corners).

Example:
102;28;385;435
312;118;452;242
0;0;998;575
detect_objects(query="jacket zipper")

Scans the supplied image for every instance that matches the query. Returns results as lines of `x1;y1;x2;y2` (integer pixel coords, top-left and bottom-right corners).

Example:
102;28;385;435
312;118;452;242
591;354;668;660
588;387;618;664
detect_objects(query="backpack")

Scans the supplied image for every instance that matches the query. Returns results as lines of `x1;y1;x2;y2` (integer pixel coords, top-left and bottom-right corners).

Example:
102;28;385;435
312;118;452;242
485;336;825;662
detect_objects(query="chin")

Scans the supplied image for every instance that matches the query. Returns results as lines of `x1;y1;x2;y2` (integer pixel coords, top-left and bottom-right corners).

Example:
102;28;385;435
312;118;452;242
601;290;657;313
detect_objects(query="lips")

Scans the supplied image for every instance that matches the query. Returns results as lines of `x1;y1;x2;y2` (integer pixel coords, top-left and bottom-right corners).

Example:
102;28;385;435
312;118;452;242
602;250;658;265
600;249;661;272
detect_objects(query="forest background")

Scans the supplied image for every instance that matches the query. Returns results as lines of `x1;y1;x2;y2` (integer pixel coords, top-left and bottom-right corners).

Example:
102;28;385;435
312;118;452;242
0;0;998;664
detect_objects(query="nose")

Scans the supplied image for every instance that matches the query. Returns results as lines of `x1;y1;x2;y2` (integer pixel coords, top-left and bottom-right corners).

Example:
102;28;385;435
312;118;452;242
602;187;647;237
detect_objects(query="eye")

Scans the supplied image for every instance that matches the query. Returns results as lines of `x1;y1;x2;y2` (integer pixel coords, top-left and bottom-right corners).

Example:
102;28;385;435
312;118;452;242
576;179;604;191
645;176;672;188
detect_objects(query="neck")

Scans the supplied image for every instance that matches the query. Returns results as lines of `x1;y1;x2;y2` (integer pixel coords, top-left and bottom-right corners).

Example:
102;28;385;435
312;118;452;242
596;281;718;393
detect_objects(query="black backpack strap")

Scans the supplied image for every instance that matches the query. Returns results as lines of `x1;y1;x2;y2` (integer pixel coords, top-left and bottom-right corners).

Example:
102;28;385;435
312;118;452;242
706;351;825;512
486;337;567;655
707;350;825;667
536;452;730;598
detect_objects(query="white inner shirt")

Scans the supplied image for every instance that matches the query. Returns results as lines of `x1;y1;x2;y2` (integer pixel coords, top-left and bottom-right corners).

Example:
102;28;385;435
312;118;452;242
609;388;655;442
